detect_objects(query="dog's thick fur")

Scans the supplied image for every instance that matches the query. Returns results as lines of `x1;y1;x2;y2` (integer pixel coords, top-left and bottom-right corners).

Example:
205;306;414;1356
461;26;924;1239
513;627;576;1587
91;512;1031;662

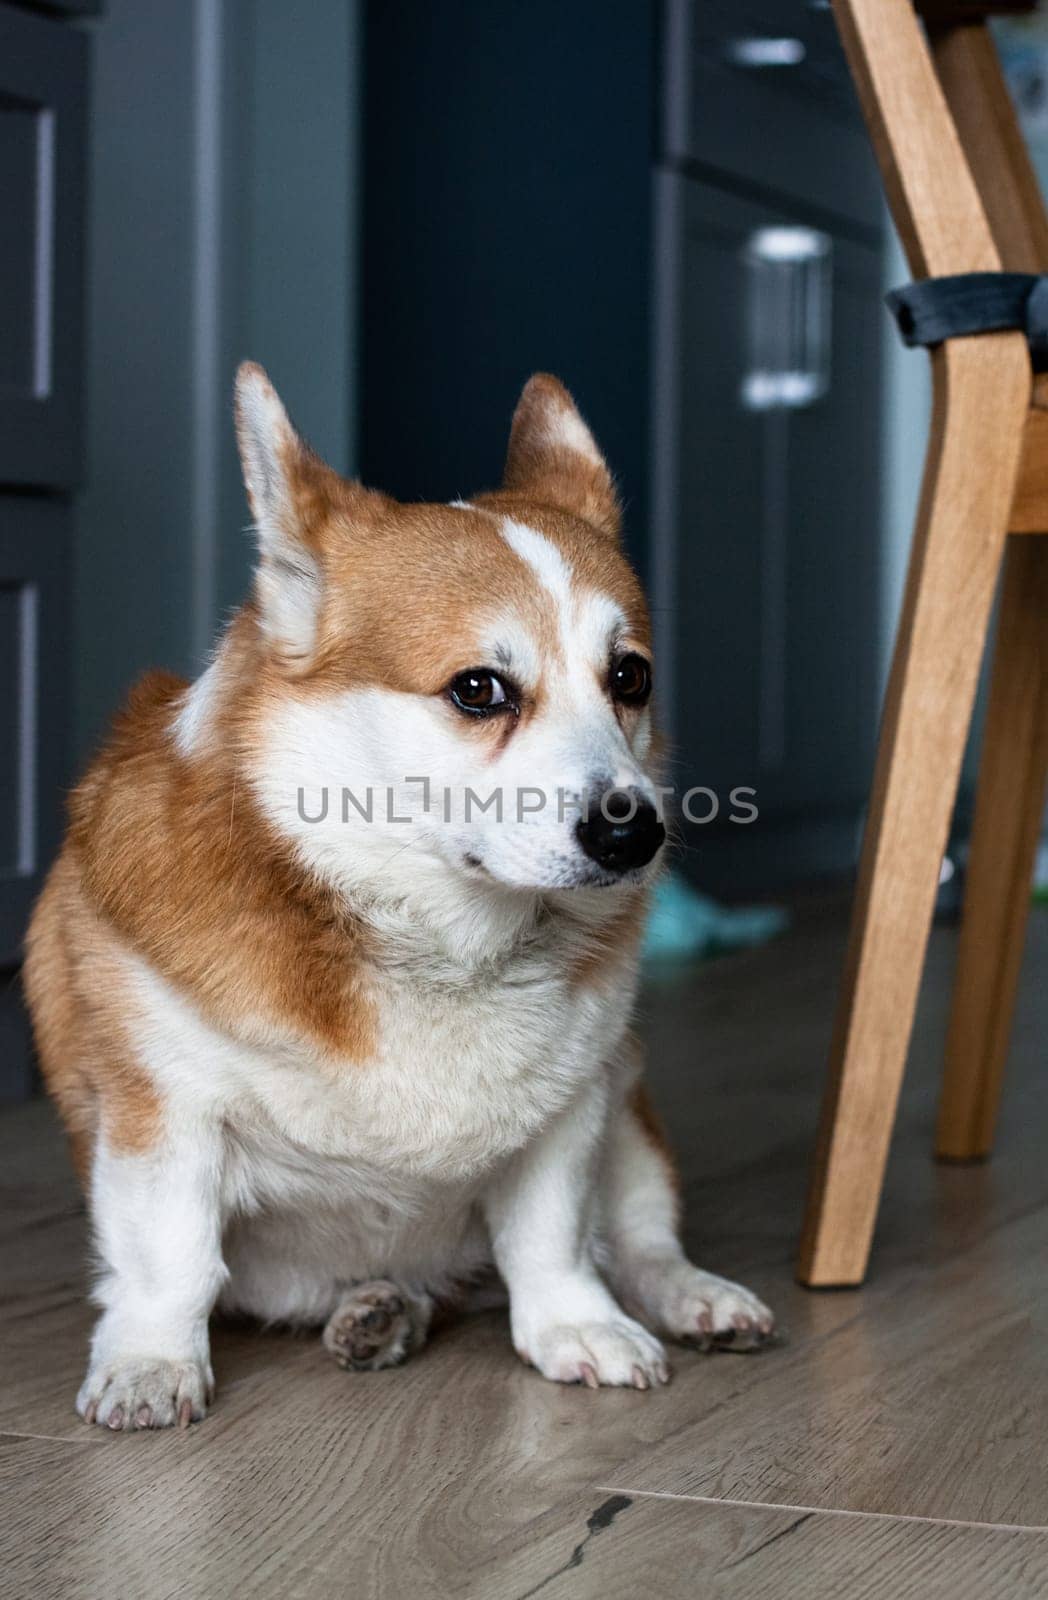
25;366;772;1429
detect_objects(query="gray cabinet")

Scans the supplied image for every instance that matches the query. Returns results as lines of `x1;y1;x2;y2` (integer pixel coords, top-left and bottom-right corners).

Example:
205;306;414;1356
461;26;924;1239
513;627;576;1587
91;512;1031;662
654;2;884;893
0;2;86;1098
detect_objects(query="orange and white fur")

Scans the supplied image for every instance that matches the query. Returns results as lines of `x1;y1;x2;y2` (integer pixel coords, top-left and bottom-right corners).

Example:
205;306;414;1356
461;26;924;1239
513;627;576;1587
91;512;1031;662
25;366;773;1430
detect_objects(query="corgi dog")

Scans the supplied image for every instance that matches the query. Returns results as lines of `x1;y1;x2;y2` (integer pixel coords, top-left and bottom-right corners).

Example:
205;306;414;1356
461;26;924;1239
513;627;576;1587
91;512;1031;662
24;365;773;1430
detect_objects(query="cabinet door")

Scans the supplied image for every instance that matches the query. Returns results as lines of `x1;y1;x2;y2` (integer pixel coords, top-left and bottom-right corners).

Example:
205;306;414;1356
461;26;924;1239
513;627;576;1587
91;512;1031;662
653;176;882;891
0;5;87;487
0;497;69;976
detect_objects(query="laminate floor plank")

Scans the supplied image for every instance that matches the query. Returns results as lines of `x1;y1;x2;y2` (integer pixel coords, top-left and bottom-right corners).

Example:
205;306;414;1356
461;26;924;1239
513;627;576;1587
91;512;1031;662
5;1432;1048;1600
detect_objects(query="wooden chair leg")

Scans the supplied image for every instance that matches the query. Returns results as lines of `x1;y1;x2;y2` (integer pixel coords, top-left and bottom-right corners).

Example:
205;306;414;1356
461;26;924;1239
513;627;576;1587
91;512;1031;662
797;336;1029;1288
936;535;1048;1161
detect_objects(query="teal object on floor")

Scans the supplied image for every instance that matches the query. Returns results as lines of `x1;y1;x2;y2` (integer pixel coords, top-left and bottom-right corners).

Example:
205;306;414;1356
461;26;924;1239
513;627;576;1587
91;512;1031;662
642;873;788;963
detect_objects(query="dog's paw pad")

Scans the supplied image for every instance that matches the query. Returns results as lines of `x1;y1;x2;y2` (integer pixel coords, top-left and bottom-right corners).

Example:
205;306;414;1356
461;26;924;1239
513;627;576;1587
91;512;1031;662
322;1280;421;1373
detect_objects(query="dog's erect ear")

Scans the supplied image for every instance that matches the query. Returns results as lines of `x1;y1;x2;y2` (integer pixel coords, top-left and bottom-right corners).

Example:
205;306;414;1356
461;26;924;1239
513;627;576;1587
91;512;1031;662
502;374;620;539
235;361;337;667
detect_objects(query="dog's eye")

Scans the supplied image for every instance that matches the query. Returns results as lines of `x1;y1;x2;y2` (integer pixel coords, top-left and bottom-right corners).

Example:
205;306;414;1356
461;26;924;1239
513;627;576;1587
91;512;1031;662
448;669;510;716
610;653;652;706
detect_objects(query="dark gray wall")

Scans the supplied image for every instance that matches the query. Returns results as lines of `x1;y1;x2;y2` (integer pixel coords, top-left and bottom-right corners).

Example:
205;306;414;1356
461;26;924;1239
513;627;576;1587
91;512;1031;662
360;0;656;577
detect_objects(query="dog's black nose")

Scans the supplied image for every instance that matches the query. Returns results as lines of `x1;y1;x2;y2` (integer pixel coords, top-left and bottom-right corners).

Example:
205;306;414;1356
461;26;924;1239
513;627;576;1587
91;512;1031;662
576;789;665;875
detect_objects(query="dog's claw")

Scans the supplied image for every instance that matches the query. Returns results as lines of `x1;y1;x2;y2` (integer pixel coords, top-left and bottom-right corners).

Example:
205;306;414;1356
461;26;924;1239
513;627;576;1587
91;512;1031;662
106;1405;125;1431
135;1405;153;1429
631;1364;649;1390
83;1400;97;1426
178;1398;193;1429
579;1362;600;1389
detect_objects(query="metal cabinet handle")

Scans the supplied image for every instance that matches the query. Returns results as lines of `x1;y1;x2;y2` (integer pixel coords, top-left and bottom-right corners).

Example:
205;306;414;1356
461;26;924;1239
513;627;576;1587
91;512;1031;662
741;226;832;411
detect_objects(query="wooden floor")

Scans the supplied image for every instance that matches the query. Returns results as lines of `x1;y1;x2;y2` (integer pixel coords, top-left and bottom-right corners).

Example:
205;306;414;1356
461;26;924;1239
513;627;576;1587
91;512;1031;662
4;899;1048;1599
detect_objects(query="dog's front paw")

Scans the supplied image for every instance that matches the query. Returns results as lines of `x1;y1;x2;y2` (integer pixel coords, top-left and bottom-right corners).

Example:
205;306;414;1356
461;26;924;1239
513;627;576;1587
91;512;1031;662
77;1356;213;1430
649;1266;775;1351
521;1317;669;1389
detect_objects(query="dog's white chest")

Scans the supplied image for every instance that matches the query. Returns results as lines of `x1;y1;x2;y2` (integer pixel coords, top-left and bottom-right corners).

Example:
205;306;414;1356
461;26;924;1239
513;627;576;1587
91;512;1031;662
133;936;634;1210
244;956;624;1186
361;957;621;1173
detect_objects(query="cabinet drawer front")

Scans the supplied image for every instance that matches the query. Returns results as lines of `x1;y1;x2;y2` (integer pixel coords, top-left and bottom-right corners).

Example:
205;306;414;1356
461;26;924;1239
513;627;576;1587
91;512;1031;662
0;497;69;966
0;6;87;487
662;0;880;231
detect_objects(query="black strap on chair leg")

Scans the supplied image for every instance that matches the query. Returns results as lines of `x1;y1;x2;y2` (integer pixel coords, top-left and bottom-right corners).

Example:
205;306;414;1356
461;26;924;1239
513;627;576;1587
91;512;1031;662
886;272;1048;369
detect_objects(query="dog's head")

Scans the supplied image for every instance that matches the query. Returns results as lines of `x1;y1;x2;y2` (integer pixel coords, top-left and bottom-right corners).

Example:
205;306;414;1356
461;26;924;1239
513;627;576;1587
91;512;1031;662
234;363;664;898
